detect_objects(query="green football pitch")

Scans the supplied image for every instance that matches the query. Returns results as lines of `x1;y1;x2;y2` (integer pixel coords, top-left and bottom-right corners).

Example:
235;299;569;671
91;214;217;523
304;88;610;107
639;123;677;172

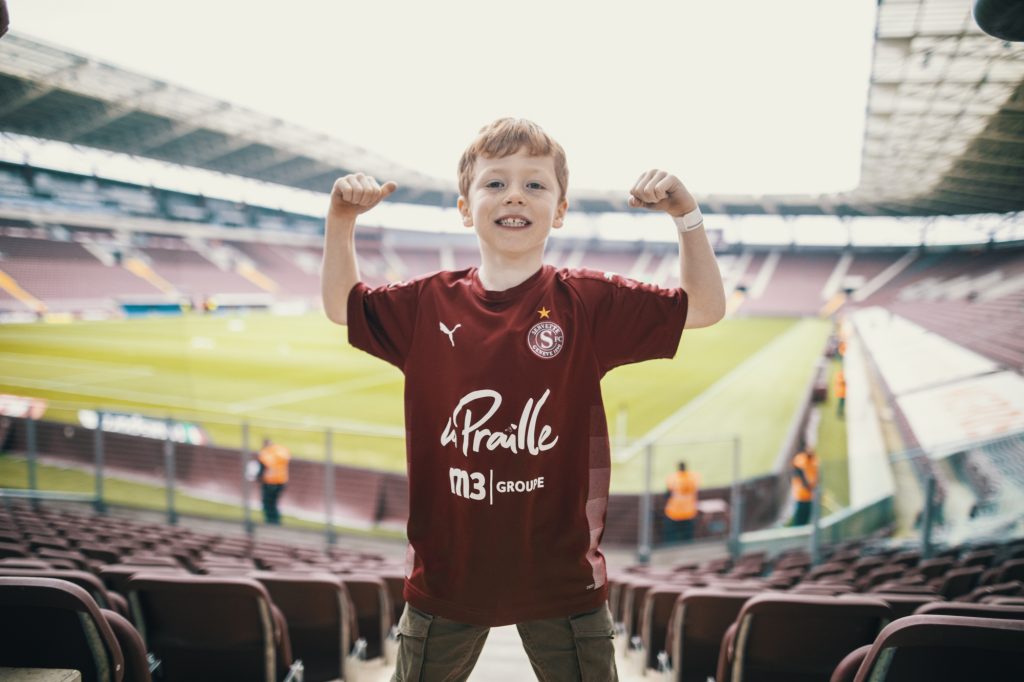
0;313;832;493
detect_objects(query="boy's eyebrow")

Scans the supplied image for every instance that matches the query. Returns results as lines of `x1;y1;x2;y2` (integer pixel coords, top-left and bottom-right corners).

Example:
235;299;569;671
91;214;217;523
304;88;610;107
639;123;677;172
478;164;555;175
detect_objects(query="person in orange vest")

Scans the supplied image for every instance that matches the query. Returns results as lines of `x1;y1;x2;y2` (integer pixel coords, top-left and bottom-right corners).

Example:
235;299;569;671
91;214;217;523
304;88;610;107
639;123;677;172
664;461;700;543
257;437;291;525
834;367;847;418
790;446;819;526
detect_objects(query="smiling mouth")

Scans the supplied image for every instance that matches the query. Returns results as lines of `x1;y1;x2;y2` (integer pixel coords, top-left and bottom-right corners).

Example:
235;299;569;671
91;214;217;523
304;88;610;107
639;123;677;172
496;217;531;228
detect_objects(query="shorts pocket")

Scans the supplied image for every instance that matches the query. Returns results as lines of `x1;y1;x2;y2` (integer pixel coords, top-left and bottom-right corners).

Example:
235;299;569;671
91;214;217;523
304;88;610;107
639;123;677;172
393;605;433;682
569;604;618;682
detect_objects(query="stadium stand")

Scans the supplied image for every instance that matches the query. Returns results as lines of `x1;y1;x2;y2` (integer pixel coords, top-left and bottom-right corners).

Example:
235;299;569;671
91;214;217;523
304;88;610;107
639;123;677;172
739;252;841;317
138;238;265;296
4;166;1024;371
230;240;322;296
0;229;164;312
609;533;1024;679
2;497;1021;680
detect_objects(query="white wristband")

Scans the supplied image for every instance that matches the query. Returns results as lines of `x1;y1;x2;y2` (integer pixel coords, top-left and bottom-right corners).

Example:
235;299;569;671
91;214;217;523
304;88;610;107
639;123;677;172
674;207;704;233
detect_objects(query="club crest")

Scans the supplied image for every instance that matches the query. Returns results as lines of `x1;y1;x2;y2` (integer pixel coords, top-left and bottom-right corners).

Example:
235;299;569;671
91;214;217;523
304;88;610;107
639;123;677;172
527;321;565;359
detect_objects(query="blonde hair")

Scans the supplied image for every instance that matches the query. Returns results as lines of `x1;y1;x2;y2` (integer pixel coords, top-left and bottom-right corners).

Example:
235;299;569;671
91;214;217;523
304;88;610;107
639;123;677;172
457;118;568;202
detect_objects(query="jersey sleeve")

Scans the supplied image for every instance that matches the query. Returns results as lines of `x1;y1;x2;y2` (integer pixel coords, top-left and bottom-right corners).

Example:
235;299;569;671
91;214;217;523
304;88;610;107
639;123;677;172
567;269;688;374
347;279;421;370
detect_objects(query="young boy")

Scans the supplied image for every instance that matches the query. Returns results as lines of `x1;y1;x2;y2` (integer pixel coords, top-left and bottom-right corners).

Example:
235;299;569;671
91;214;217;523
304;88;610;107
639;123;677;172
322;118;725;681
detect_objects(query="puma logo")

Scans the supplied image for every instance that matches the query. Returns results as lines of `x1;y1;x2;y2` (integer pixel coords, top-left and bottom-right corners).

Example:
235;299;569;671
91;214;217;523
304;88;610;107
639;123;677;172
440;321;462;347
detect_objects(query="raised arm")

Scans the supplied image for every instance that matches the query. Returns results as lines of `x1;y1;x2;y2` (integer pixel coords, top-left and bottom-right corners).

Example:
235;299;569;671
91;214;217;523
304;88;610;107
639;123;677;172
628;170;726;329
321;173;397;325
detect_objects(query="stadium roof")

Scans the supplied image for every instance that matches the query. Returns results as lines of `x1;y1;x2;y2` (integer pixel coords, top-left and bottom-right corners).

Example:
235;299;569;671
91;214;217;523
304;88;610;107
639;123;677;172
0;0;1022;217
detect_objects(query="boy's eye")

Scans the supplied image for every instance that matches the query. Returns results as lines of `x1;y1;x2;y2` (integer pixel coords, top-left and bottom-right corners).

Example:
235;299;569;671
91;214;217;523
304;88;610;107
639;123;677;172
526;182;545;190
485;180;504;189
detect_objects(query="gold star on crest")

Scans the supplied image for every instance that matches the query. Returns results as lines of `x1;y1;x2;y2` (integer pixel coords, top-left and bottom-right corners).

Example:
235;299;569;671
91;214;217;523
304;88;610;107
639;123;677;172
538;307;551;319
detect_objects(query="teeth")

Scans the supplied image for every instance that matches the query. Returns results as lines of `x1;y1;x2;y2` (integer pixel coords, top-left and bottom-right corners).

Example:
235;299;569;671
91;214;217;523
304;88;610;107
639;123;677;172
498;218;528;227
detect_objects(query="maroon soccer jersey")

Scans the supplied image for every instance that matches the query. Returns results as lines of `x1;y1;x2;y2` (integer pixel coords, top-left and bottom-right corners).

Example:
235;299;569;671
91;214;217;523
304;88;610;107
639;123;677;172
348;264;687;626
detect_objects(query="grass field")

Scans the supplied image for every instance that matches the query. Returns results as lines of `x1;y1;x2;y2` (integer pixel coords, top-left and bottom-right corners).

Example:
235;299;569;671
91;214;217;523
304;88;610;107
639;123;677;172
0;312;837;496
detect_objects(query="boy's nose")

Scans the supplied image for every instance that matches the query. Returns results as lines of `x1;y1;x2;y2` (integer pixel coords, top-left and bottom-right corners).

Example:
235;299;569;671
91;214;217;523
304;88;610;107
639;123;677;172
503;191;525;205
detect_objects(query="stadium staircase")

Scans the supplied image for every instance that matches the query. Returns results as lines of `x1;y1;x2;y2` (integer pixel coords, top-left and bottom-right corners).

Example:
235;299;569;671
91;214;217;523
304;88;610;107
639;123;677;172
122;256;178;295
0;267;45;312
236;261;280;292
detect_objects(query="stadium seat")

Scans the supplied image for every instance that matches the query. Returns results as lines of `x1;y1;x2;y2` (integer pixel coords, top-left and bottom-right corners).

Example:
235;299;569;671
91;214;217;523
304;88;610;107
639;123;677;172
0;541;29;559
126;573;301;682
639;583;692;671
837;615;1024;681
867;583;937;596
101;608;153;682
99;564;186;598
338;573;393;661
791;583;854;596
620;578;656;651
983;596;1024;606
934;565;984;599
119;553;183;567
0;576;126;682
78;542;124;565
829;644;871;682
853;592;940;619
668;588;758;682
851;556;887;578
998;558;1024;583
959;549;997;569
252;571;353;682
858;565;905;591
887;551;919;569
717;594;892;682
35;546;93;570
0;529;22;544
607;574;626;626
0;557;52;569
913;557;955;581
914;601;1024;620
378;569;407;631
27;533;71;551
0;567;131;619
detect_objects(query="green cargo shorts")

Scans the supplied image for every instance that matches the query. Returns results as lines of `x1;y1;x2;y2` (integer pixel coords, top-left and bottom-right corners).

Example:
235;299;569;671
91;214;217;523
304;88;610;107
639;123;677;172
391;602;618;682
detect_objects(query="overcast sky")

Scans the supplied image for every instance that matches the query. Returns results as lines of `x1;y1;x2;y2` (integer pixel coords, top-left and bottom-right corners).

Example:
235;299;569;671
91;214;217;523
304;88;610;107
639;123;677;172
9;0;877;197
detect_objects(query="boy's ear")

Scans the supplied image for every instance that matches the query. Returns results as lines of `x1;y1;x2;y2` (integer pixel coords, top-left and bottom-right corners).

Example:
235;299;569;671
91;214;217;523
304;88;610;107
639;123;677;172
457;196;473;228
552;197;569;229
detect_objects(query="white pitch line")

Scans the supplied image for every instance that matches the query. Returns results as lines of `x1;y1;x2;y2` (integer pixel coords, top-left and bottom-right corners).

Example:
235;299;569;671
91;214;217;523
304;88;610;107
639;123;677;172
0;374;405;438
0;351;154;375
226;372;401;414
614;320;815;463
0;375;234;414
59;370;156;385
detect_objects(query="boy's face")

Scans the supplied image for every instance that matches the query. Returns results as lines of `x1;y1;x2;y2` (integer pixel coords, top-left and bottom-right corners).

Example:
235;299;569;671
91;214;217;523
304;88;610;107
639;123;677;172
457;149;568;260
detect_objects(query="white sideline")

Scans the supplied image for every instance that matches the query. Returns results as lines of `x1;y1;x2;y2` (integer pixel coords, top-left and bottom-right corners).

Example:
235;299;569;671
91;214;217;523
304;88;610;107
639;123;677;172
226;371;400;413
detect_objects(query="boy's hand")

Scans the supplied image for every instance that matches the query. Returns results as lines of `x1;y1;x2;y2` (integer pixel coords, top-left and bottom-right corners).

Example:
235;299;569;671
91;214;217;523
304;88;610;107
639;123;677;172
329;173;398;221
627;170;697;218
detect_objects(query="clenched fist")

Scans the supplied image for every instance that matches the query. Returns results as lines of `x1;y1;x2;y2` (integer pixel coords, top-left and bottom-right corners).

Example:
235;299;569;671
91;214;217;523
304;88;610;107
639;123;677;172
627;170;697;218
329;173;398;221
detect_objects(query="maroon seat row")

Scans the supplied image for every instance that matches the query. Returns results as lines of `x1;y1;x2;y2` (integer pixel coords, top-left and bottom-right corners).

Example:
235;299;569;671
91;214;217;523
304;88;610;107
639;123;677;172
0;503;407;680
